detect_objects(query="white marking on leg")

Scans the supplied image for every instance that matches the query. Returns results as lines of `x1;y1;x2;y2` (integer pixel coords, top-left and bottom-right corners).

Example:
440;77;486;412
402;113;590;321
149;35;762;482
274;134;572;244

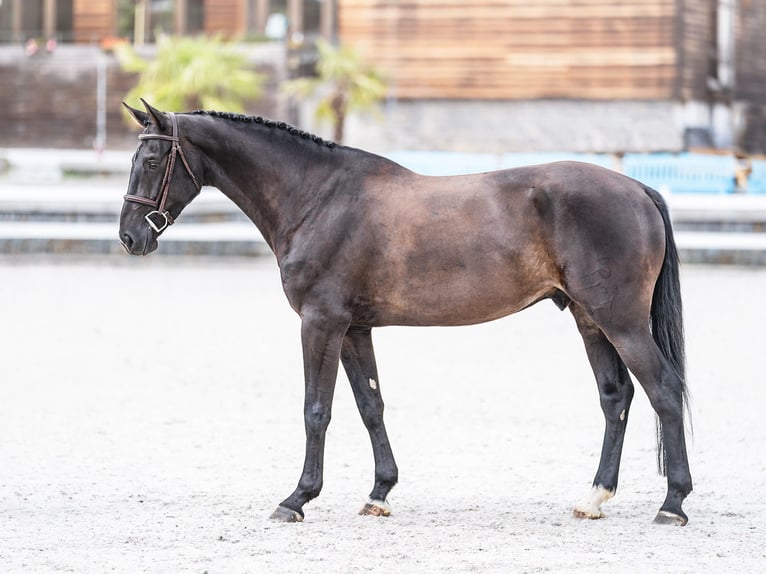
368;498;389;511
620;409;626;421
369;378;378;390
573;485;614;519
360;498;391;516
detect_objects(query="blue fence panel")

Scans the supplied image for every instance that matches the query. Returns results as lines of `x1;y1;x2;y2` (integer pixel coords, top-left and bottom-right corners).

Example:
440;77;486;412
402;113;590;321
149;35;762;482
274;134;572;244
385;151;500;176
623;153;737;195
501;153;616;170
748;159;766;195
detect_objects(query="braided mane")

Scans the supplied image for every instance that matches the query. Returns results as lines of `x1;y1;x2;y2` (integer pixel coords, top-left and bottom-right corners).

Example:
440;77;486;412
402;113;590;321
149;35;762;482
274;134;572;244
190;110;336;148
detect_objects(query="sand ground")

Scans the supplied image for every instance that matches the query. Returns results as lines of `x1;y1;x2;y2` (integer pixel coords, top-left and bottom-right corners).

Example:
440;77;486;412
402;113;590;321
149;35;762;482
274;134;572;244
1;257;765;573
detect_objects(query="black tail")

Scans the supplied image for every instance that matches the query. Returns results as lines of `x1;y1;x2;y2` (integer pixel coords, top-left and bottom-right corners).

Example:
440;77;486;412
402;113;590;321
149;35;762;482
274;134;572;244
643;186;690;476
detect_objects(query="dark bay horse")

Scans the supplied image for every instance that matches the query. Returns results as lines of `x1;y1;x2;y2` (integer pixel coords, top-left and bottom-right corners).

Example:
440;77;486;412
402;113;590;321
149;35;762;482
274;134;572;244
119;100;692;525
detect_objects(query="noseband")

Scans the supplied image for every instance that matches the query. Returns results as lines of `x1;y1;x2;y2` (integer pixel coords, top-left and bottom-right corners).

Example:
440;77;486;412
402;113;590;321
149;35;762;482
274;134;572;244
123;112;201;233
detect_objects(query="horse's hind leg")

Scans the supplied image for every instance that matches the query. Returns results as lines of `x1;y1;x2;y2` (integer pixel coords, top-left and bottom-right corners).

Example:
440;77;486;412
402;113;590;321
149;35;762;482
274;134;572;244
340;326;398;516
570;304;635;519
607;327;692;525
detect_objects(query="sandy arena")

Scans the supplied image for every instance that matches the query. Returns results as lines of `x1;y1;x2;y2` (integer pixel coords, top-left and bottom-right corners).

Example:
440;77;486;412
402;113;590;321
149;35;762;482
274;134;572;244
1;257;765;573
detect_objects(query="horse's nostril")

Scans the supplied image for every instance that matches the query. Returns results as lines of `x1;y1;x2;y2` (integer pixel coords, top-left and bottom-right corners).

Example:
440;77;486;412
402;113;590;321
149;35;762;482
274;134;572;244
120;232;133;251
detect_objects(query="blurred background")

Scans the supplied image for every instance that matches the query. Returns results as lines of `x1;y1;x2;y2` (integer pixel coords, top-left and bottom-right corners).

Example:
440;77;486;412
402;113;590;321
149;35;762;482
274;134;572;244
1;0;765;262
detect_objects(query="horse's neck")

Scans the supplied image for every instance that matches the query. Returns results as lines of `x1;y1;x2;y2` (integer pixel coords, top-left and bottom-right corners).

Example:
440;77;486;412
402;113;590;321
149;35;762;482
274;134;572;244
199;123;337;256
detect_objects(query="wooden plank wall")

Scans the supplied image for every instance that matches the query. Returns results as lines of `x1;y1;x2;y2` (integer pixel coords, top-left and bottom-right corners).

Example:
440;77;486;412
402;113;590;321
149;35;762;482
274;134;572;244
735;0;766;105
204;0;247;37
73;0;115;44
736;0;766;153
339;0;679;100
678;0;714;102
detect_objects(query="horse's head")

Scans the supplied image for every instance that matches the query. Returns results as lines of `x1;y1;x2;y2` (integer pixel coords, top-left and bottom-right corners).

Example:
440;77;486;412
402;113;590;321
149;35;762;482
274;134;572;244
119;100;202;255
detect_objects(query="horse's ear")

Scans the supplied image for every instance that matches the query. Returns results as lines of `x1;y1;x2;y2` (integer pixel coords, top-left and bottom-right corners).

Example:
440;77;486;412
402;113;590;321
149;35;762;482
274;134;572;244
122;102;149;128
140;98;168;130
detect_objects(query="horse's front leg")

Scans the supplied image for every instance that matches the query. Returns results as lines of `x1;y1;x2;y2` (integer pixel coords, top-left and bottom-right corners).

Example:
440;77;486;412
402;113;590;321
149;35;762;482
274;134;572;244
340;326;398;517
270;311;349;523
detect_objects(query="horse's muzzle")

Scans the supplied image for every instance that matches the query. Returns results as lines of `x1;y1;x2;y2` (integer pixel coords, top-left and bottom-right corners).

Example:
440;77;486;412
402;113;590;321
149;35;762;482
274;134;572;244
119;228;156;256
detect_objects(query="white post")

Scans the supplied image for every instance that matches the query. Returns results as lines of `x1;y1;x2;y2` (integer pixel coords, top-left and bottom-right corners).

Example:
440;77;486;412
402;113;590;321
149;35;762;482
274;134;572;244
717;0;736;89
713;0;736;148
134;0;146;47
95;52;107;153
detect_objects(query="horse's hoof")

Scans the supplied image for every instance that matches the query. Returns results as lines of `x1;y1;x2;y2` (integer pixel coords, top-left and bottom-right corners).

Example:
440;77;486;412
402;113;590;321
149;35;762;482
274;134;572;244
270;505;304;523
573;506;605;520
359;499;391;517
573;485;613;519
653;510;688;526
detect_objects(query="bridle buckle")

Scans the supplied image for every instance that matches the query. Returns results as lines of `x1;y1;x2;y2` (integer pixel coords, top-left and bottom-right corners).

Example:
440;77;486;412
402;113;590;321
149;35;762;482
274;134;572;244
145;210;172;233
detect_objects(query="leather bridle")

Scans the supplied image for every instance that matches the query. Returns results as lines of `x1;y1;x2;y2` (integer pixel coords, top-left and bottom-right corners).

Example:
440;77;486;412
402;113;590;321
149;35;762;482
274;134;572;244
123;112;201;233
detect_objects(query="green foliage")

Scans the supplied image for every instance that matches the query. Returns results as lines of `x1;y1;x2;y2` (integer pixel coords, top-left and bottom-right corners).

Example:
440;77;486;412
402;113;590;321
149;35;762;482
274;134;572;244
116;34;264;118
283;39;386;143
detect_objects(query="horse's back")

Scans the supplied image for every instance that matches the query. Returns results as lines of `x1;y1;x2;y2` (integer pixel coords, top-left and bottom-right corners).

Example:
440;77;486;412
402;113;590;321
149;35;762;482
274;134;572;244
288;159;666;328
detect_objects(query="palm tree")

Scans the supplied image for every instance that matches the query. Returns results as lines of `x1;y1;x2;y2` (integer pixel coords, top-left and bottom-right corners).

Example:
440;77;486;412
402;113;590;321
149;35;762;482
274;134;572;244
116;34;264;115
283;39;386;144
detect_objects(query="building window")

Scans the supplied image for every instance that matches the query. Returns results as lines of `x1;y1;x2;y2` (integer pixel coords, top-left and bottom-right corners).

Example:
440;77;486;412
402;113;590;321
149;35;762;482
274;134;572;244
266;0;287;38
0;0;73;44
303;0;321;39
149;0;174;40
56;0;73;42
0;0;14;43
21;0;43;40
116;0;136;40
188;0;204;33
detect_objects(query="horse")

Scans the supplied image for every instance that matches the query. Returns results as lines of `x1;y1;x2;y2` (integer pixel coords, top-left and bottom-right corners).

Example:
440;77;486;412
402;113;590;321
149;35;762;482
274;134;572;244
119;100;692;526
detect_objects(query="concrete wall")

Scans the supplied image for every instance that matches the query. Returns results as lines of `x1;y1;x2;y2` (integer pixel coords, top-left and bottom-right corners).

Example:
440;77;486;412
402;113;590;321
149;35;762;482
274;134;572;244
333;100;687;155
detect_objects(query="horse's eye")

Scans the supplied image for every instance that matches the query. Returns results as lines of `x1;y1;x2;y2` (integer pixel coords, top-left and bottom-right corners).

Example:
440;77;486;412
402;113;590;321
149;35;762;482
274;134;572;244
146;160;159;170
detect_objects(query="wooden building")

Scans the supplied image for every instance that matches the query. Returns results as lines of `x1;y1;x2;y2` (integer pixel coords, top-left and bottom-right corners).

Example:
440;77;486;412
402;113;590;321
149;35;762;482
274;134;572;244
337;0;766;152
3;0;759;110
340;0;675;100
338;0;742;102
1;0;765;152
